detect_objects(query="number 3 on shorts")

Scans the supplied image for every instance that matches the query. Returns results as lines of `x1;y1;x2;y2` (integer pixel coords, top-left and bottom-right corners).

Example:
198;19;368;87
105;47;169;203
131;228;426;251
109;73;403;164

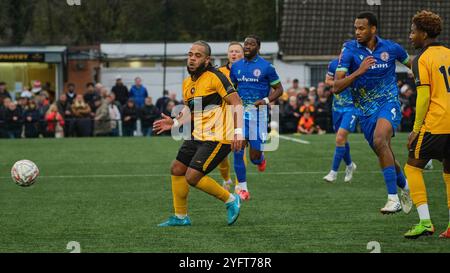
391;108;396;120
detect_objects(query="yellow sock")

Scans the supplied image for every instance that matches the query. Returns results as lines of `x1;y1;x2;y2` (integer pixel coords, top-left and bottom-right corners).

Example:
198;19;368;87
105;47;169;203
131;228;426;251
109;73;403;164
171;176;190;216
444;173;450;210
196;176;231;203
404;164;428;207
218;158;231;181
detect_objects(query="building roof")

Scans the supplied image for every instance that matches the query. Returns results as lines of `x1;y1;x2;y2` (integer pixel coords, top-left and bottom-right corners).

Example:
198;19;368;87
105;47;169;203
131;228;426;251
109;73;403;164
101;42;279;60
279;0;450;59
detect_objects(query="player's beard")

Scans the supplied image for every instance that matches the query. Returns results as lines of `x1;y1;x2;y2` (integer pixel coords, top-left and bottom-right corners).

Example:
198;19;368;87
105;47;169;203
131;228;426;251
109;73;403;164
187;61;209;78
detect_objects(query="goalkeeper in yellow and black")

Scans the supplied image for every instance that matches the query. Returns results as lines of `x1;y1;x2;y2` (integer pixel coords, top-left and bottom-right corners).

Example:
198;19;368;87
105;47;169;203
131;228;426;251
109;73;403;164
153;41;245;226
404;10;450;239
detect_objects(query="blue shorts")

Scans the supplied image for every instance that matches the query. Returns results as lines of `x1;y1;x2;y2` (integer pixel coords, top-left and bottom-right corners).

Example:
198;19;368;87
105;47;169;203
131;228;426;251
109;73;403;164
333;110;357;133
243;117;267;152
359;102;401;149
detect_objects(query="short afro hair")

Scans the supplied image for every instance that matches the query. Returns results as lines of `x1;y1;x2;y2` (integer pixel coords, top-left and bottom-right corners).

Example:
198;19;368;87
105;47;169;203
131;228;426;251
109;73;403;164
412;10;442;38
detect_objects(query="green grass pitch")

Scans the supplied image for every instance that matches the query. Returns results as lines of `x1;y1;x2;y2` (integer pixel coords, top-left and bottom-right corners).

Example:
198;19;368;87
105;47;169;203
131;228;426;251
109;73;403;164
0;133;449;253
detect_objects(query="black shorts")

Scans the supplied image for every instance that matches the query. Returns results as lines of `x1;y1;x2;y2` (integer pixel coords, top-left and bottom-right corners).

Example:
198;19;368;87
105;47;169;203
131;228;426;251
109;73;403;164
176;140;231;174
409;132;450;161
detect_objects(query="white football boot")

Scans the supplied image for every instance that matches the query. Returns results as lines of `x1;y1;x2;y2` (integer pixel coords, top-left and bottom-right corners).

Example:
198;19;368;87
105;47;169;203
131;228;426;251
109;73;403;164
400;188;413;214
344;162;357;183
323;171;338;183
380;197;402;214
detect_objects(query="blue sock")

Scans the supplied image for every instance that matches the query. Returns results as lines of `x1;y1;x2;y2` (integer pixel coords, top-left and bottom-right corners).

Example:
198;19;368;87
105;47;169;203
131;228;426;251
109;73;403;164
383;166;398;195
234;150;247;182
332;146;346;172
343;142;352;166
251;152;264;165
396;169;407;189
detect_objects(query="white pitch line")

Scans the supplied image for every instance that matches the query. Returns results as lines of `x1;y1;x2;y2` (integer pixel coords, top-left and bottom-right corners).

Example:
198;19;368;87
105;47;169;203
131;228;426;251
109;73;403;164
0;170;443;180
278;135;311;144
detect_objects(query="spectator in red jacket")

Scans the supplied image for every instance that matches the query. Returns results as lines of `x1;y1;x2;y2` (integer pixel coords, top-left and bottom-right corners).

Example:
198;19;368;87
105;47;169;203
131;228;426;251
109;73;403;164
45;104;64;138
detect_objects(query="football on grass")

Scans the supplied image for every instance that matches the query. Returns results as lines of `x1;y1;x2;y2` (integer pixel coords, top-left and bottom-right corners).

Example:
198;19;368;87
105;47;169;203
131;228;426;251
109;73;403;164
11;160;40;187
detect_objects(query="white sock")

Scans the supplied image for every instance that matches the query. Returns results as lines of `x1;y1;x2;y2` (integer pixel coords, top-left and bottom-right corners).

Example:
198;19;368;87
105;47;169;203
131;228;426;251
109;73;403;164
329;170;338;176
388;194;399;202
238;182;248;191
417;204;431;221
403;180;409;191
224;179;232;185
175;214;187;219
226;194;236;204
346;163;353;169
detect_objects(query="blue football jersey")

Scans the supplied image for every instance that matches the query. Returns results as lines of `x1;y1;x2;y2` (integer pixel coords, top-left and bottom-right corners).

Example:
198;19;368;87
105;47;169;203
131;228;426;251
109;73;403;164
336;36;409;117
328;58;354;112
230;55;280;120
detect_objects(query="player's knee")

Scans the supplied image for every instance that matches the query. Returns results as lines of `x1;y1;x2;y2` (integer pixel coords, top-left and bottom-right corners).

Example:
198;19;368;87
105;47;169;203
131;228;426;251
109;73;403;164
336;134;346;146
170;161;187;176
185;171;202;186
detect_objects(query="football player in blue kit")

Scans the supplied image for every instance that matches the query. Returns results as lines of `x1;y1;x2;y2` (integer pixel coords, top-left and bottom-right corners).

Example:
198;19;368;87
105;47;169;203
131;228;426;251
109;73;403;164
323;58;358;183
333;12;413;214
229;35;284;201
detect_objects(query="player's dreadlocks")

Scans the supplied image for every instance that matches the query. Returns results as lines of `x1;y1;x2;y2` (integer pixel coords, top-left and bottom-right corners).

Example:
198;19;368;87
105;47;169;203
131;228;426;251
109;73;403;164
412;10;443;38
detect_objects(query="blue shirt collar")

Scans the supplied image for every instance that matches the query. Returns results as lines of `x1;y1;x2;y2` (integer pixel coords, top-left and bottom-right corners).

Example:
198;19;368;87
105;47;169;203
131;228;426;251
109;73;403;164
356;36;384;50
244;54;260;63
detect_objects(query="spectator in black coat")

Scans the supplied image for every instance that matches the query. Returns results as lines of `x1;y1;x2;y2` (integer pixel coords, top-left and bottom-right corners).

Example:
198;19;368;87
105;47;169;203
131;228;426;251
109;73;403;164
156;90;170;114
0;82;11;107
112;76;129;106
139;97;160;137
5;102;23;138
23;100;40;138
122;99;138;137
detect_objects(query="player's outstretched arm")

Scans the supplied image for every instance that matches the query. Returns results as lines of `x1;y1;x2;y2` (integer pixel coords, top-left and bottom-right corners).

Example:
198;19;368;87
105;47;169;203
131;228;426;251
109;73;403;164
153;105;190;135
333;56;376;94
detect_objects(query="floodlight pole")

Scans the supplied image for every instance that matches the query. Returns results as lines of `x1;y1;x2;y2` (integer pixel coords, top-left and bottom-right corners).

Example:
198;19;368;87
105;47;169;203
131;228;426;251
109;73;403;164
163;0;169;94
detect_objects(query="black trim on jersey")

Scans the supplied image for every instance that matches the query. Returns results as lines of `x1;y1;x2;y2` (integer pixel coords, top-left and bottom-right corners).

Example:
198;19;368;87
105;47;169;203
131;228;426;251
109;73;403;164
208;66;236;95
187;93;223;112
412;42;443;86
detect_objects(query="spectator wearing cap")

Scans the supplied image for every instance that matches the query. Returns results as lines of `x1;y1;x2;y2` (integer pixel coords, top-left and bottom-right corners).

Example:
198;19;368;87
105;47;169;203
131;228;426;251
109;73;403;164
122;98;138;137
112;75;129;106
23;100;40;138
129;77;148;109
31;80;42;95
93;96;111;137
0;82;11;106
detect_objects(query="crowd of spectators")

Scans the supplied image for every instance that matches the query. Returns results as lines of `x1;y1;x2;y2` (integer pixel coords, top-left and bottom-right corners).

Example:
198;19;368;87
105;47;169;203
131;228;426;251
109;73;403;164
0;73;418;139
0;76;176;139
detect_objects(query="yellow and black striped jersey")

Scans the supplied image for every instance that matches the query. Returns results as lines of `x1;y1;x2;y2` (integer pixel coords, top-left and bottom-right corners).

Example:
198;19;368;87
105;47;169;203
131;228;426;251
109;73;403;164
182;66;236;144
412;43;450;134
